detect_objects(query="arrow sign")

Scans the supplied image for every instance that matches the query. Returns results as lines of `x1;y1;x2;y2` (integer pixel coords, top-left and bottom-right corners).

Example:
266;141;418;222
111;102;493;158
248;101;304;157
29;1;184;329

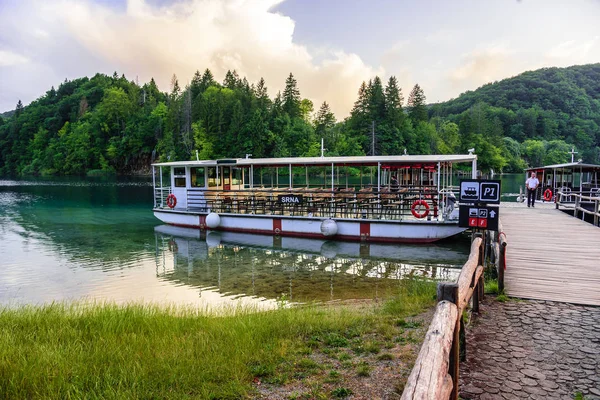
458;205;500;231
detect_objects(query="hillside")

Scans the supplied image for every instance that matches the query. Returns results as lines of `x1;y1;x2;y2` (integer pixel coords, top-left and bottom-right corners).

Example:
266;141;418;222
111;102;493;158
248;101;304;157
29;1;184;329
429;63;600;167
1;64;599;176
0;110;15;119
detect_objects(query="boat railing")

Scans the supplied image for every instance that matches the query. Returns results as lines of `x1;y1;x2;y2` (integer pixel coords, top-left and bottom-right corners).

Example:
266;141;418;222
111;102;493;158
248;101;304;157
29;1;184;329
154;186;172;208
157;186;460;221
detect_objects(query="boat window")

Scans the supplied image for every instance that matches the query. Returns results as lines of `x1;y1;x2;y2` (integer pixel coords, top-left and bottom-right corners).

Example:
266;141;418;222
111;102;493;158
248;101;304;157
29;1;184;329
207;167;220;187
174;167;186;187
191;167;205;187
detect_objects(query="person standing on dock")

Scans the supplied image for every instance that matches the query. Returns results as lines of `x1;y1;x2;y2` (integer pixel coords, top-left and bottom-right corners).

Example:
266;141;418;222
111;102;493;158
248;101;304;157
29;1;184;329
526;172;539;207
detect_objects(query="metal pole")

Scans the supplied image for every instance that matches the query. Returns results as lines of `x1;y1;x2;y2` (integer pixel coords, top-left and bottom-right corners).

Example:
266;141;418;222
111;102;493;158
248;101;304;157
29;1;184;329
305;166;308;188
377;162;381;192
152;165;156;207
331;163;334;192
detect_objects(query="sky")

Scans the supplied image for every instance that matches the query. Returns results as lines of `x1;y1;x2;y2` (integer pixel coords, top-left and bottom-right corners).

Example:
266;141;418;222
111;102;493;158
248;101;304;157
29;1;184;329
0;0;599;117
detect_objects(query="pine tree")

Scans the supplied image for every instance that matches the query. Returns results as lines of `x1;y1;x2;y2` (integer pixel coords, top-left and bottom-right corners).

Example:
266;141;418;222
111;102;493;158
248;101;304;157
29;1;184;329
351;82;369;116
282;73;301;118
170;74;180;98
15;100;24;116
223;70;239;90
407;84;427;125
368;77;386;124
385;76;404;121
200;69;216;92
315;102;336;148
190;70;202;100
254;77;270;110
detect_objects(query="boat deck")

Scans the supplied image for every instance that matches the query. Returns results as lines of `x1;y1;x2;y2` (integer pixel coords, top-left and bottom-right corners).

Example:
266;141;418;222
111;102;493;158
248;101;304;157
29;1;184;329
500;203;600;306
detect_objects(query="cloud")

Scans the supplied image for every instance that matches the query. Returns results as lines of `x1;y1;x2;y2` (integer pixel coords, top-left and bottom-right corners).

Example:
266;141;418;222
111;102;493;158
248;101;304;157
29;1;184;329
544;36;600;66
447;45;520;94
0;50;30;67
0;0;380;117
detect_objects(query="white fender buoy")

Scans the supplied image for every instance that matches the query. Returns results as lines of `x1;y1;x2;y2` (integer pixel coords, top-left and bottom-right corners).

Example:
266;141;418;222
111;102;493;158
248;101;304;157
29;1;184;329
320;241;338;258
205;212;221;229
320;219;338;237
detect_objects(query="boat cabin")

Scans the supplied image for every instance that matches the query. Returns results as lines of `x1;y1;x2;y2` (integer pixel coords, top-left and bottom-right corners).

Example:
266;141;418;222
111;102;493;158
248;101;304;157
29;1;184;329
152;154;477;222
526;162;600;203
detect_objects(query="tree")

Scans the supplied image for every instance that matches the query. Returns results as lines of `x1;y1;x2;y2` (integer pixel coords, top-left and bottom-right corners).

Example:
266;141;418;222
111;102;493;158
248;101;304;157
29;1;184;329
254;77;270;111
368;76;386;122
299;99;314;123
170;74;180;99
407;84;427;125
385;76;404;125
315;101;336;152
15;100;24;117
190;70;203;100
223;70;240;90
200;69;216;92
282;73;301;118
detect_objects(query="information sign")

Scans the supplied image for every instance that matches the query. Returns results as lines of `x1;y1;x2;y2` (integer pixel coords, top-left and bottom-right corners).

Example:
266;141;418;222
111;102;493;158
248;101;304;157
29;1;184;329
459;179;501;204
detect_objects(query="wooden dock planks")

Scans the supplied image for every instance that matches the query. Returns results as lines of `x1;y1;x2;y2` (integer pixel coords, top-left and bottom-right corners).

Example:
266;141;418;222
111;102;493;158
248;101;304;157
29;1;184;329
500;206;600;306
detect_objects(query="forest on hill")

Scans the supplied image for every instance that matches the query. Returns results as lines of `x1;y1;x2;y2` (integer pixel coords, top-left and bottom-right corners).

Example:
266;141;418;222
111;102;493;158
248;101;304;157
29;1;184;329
0;63;599;176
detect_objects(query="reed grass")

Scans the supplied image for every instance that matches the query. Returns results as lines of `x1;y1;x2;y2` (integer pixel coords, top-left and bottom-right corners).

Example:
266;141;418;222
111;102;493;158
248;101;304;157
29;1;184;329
0;279;436;399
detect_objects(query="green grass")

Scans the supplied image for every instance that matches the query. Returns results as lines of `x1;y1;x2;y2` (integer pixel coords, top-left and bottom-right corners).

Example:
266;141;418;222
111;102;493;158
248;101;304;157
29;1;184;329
0;278;437;399
496;294;509;302
485;278;500;295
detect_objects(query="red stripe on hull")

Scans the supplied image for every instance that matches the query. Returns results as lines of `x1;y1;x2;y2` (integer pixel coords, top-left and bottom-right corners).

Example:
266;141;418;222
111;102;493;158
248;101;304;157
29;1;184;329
163;222;440;244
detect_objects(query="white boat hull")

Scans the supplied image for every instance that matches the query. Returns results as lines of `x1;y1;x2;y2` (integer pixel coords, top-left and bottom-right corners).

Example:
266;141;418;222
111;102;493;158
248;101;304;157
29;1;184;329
153;209;466;243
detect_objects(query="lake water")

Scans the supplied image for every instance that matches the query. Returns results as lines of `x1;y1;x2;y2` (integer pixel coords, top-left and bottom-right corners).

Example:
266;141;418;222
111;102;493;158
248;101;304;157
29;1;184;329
0;175;520;309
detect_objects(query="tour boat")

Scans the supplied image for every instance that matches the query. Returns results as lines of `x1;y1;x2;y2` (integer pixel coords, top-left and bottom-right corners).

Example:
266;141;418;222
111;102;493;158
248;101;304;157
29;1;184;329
152;154;478;243
525;162;600;205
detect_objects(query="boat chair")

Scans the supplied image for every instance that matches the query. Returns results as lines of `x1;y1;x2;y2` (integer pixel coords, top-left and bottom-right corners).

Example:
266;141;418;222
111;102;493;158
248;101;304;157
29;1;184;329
357;187;377;219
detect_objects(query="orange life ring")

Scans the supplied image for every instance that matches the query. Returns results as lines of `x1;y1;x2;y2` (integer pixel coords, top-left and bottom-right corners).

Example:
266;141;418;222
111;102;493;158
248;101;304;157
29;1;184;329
543;189;552;202
411;200;430;219
166;194;177;208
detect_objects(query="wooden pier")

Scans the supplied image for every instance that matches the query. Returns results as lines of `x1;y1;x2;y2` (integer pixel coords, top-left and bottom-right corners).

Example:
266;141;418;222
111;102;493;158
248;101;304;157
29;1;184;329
500;204;600;306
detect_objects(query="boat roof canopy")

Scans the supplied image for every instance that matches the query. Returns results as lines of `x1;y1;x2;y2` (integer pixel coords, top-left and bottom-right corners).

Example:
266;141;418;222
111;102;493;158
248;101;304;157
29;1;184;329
527;162;600;173
152;154;477;168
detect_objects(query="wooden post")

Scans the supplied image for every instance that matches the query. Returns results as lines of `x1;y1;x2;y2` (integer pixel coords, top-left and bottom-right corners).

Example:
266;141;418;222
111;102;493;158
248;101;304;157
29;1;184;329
474;232;484;267
594;199;599;227
574;195;580;219
479;275;485;300
498;232;507;293
437;282;459;400
473;278;479;313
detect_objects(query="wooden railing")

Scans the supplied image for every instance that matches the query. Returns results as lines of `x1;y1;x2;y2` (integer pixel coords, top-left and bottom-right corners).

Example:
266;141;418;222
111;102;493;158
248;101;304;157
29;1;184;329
557;191;600;226
492;222;508;293
402;235;486;400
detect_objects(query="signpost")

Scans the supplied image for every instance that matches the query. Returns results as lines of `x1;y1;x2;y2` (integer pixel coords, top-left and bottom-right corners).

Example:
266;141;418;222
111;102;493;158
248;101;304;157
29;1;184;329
458;179;501;231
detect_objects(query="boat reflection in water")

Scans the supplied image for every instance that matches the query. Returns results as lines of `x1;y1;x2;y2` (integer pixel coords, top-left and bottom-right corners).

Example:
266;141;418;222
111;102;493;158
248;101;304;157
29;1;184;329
154;225;469;304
